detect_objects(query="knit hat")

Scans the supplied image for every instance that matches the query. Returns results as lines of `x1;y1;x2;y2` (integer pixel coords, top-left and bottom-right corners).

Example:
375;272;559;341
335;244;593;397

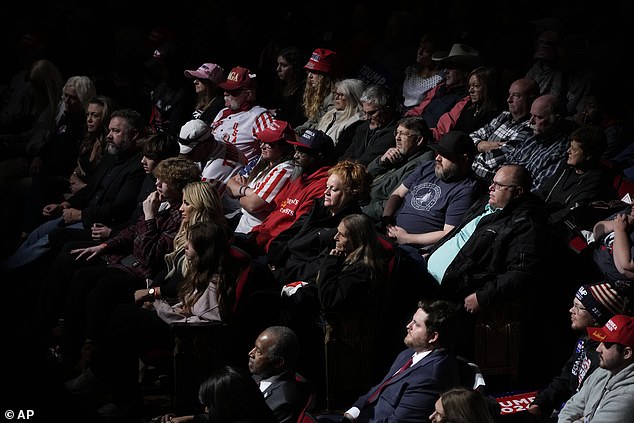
575;281;631;325
184;63;224;84
587;314;634;348
304;48;336;75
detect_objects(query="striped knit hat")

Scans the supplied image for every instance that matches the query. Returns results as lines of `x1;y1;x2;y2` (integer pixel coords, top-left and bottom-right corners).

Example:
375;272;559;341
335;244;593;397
575;281;631;325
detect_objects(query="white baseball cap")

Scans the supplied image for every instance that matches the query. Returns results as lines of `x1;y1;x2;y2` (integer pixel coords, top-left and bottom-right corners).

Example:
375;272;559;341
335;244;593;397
178;119;212;154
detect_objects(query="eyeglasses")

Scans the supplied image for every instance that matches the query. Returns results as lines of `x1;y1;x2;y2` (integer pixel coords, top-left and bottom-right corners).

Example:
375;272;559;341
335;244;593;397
490;180;518;191
602;342;616;349
363;108;382;118
333;92;346;99
260;143;277;149
394;130;417;139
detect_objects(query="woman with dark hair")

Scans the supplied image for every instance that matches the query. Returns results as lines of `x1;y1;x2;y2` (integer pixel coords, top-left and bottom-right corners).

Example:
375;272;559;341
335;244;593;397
183;62;226;125
317;213;388;314
270;46;308;128
316;213;392;407
432;65;503;141
429;387;496;423
154;220;236;324
197;365;277;423
64;220;247;419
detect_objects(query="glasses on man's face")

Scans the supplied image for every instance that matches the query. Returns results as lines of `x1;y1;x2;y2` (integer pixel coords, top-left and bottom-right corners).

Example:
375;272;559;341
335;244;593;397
490;180;518;191
333;92;346;99
394;130;417;139
602;342;616;349
363;108;381;118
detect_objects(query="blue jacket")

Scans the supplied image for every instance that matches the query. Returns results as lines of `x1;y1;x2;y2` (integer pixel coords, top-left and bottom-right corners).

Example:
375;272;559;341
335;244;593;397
353;347;459;422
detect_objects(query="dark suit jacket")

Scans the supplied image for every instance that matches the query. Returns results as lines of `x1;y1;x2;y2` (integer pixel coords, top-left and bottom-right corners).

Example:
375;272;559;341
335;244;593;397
353;347;459;423
257;371;306;423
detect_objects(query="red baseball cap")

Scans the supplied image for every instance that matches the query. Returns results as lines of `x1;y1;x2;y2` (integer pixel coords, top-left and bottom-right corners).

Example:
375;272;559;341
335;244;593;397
304;48;336;75
256;121;295;144
218;66;257;91
587;314;634;348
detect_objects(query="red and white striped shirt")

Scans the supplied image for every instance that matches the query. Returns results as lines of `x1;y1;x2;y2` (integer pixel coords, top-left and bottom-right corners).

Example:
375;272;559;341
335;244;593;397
234;159;295;234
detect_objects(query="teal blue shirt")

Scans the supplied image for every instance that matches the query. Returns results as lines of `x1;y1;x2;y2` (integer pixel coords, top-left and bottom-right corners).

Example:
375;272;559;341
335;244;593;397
427;204;500;284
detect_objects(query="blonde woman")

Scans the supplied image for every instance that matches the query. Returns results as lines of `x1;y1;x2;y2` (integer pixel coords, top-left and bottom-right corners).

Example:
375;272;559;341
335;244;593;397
317;78;365;156
153;181;226;300
295;48;338;135
65;221;242;419
269;160;371;284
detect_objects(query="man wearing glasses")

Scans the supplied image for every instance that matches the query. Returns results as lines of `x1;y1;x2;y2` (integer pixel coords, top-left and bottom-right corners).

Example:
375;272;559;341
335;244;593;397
211;66;275;175
558;314;634;422
525;281;632;421
426;163;548;313
362;116;436;220
423;163;550;383
341;85;399;166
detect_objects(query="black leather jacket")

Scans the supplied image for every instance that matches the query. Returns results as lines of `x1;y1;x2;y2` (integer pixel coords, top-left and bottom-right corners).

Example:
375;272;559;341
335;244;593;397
430;192;549;307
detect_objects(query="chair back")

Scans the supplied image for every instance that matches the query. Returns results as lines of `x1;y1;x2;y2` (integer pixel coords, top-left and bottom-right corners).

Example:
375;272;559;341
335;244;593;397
295;372;317;422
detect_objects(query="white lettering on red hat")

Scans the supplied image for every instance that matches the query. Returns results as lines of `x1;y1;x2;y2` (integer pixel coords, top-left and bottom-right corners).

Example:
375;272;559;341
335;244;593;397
606;319;618;332
228;71;239;82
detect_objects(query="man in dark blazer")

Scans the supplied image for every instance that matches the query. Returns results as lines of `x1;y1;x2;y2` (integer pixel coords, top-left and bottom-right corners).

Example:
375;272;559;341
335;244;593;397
249;325;308;423
342;300;461;422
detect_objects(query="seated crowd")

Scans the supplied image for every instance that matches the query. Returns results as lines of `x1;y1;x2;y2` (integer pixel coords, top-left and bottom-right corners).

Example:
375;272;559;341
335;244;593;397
2;7;634;423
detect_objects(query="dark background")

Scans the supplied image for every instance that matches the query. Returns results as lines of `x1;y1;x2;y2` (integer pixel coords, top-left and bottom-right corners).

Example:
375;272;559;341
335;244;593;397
2;0;632;90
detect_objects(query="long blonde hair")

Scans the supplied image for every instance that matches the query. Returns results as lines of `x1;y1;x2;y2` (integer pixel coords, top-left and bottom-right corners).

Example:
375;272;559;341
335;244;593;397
165;181;224;272
302;73;335;123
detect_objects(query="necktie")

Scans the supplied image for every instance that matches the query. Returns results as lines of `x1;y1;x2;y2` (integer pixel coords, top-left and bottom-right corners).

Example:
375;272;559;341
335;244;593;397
365;356;414;404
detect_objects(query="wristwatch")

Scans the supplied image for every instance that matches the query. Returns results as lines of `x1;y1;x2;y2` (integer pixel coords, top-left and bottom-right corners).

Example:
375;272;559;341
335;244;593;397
148;288;156;299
